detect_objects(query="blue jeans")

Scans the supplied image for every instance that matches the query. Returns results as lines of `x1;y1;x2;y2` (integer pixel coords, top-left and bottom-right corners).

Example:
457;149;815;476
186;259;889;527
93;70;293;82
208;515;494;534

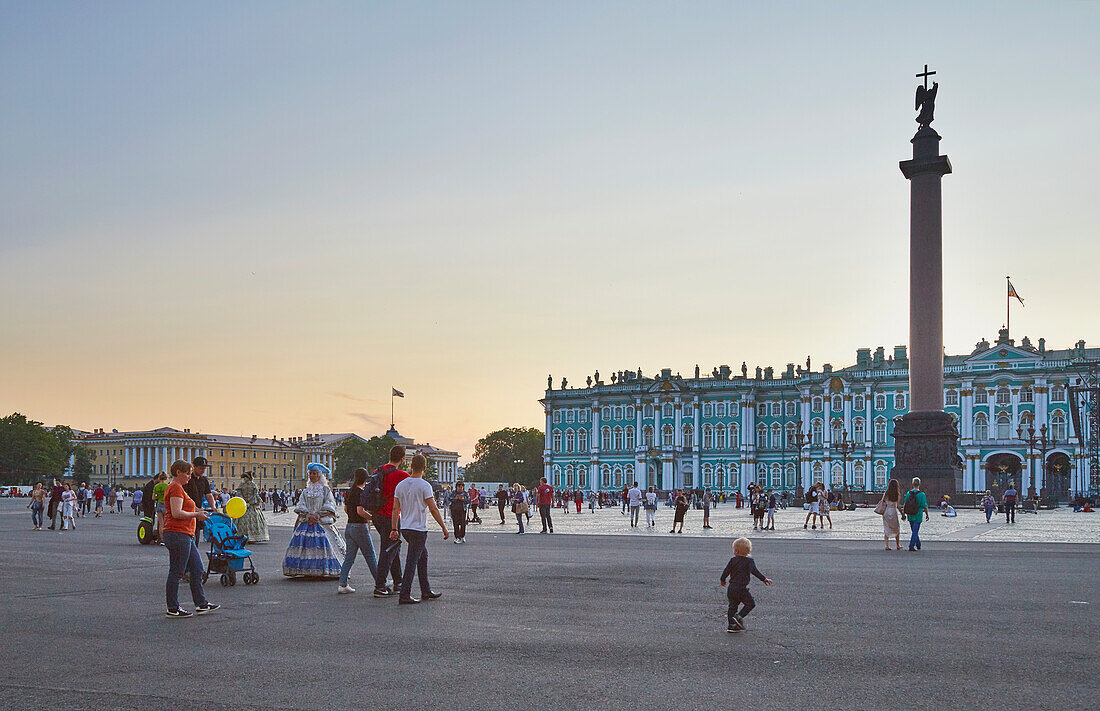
399;529;430;599
164;531;207;610
31;502;43;527
515;512;524;533
339;523;377;586
908;519;922;550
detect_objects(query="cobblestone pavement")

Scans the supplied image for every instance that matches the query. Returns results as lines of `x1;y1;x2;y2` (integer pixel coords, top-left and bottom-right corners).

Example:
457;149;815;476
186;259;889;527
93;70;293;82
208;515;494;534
264;501;1100;543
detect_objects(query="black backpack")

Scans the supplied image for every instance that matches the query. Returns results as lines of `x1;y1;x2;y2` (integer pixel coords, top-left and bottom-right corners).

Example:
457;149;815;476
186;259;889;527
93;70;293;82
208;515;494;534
805;490;815;504
362;466;391;513
902;490;920;516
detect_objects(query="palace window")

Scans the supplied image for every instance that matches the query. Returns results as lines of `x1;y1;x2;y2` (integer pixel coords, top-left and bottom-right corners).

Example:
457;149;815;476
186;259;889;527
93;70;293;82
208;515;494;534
703;425;713;450
1051;384;1066;401
975;389;988;404
812;419;824;446
663;403;673;418
771;402;782;417
853;417;866;443
874;393;886;410
785;462;796;488
716;425;727;450
715;464;726;489
702;463;713;487
756;402;767;418
625;406;634;419
683;424;693;449
566;409;575;423
786;401;797;418
601;465;611;488
1019;387;1033;403
602;406;611;420
613;466;623;489
1018;412;1032;431
577;429;588;451
756;424;767;449
812;396;823;413
643;404;653;418
717;402;728;418
565;429;575;453
553;431;562;453
662;425;674;447
703;402;713;418
812;461;824;484
770;424;782;449
973;413;988;441
853;394;865;411
643;426;654;447
1051;411;1067;440
853;461;866;489
996;387;1011;406
831;418;844;444
729;424;740;449
613;406;623;420
944;389;958;406
554;411;562;424
757;463;768;486
831;395;843;411
832;462;844;487
601;427;611;450
553;465;562;487
894;393;906;410
996;414;1011;440
770;463;782;488
613;427;624;451
873;417;887;445
874;461;887;489
625;426;636;450
579;409;588;423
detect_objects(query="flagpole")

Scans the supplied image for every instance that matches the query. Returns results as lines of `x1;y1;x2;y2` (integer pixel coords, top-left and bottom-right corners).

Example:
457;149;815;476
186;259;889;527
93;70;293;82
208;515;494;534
1006;275;1010;337
391;389;394;429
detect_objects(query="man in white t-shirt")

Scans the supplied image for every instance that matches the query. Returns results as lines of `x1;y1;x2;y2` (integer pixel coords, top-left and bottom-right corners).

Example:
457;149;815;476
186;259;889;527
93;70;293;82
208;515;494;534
644;487;658;528
627;482;643;528
390;454;450;604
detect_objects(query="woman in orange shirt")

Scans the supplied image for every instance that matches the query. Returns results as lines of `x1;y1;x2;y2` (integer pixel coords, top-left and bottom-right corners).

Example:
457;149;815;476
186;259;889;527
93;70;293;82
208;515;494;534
164;460;220;618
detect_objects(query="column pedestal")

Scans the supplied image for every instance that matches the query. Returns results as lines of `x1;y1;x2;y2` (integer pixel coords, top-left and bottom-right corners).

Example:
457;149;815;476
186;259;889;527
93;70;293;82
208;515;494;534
891;411;961;504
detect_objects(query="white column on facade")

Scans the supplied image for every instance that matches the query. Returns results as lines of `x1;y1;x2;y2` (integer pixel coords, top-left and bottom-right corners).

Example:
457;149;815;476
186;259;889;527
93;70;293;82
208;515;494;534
590;404;600;455
635;399;644;451
961;386;973;440
674;399;683;448
864;389;873;445
692;397;701;487
1011;388;1019;434
823;394;832;447
544;407;553;480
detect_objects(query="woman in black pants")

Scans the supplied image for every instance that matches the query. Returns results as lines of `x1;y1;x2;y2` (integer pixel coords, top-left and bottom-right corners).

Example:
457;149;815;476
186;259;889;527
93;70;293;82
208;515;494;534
450;482;469;543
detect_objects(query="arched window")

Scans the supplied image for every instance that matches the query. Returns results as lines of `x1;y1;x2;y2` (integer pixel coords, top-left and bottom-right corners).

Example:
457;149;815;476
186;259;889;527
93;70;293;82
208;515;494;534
565;429;575;453
601;465;611;488
853;417;866;443
663;403;673;418
613;427;624;452
729;424;740;449
683;424;693;449
874;417;887;445
578;466;588;488
756;402;767;418
874;460;887;489
553;431;562;452
853;394;865;411
553;411;562;424
601;406;611;420
812;396;823;413
786;401;797;417
577;429;588;451
853;461;866;488
830;418;844;443
996;413;1011;440
625;406;635;419
874;393;887;410
831;395;843;411
643;425;654;447
770;402;781;417
973;413;988;441
894;393;907;410
1018;411;1032;430
715;463;726;489
975;388;988;404
756;463;768;486
702;463;713;487
717;402;727;418
1051;411;1067;440
564;464;574;487
944;389;958;406
579;408;588;423
1051;384;1066;401
770;463;782;488
625;426;636;451
600;427;611;450
785;462;796;487
703;425;713;450
566;409;575;423
643;403;653;418
613;405;623;420
614;466;624;489
812;419;824;445
716;425;727;450
831;462;844;487
662;424;674;447
812;461;823;484
770;423;782;449
756;424;767;449
1020;386;1033;403
996;387;1010;406
703;402;713;418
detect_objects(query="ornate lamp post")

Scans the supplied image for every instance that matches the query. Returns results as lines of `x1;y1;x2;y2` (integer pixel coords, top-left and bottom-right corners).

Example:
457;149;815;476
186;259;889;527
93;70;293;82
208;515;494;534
792;420;811;497
109;455;119;488
1016;424;1057;500
834;430;856;504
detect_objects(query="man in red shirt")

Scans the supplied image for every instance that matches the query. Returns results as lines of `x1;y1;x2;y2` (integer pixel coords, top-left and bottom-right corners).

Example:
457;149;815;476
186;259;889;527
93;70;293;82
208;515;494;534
536;477;554;534
372;446;409;597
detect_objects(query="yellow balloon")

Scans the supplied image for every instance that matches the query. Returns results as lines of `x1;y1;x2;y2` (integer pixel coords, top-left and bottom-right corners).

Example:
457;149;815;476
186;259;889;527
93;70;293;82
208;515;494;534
225;496;247;519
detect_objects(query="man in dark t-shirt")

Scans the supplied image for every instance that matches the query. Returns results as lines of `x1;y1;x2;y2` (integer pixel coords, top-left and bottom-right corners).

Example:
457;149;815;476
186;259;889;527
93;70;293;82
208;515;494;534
183;457;216;542
494;485;509;524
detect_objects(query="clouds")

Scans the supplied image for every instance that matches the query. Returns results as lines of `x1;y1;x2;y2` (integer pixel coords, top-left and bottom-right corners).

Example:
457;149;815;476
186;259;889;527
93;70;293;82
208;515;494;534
330;392;385;406
348;412;384;429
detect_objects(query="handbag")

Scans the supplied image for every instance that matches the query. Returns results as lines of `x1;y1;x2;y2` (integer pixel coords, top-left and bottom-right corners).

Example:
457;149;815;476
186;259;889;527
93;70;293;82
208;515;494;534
874;498;887;516
517;502;530;515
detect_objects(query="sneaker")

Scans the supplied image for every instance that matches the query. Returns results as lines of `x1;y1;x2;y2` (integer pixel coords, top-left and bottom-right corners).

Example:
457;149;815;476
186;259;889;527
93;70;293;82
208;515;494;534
166;608;193;618
421;590;442;599
195;603;220;615
398;597;420;605
727;624;740;633
373;588;395;598
734;616;746;630
337;585;356;594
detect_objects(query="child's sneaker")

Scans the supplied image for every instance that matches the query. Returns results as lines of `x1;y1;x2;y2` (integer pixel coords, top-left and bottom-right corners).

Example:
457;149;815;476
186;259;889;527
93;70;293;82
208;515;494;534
166;608;193;618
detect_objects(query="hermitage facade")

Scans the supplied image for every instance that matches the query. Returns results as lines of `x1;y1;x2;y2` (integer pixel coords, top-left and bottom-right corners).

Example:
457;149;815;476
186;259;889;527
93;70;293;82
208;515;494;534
540;331;1096;499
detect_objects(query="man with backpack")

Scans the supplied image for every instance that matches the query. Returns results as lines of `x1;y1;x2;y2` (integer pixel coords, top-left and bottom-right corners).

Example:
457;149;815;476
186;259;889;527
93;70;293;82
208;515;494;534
1002;482;1019;523
901;477;930;551
370;446;408;598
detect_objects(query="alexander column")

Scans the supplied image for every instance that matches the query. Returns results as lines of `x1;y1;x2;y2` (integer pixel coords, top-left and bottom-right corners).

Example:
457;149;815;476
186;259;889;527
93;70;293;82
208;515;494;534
892;65;962;503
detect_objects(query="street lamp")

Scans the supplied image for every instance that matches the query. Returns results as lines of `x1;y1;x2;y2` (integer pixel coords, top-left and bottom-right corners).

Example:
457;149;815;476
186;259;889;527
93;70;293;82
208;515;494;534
1016;424;1057;500
834;430;856;505
792;420;811;497
109;455;119;488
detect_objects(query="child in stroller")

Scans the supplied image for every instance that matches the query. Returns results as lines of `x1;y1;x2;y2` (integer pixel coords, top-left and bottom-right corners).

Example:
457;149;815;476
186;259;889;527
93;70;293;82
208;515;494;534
203;512;260;586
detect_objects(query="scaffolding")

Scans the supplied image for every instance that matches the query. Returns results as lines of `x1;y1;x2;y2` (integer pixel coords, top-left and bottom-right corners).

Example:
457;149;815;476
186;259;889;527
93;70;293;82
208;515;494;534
1069;360;1099;494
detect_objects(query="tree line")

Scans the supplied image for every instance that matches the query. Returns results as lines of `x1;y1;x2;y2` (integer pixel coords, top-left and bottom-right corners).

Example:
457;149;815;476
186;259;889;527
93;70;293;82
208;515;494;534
0;413;95;485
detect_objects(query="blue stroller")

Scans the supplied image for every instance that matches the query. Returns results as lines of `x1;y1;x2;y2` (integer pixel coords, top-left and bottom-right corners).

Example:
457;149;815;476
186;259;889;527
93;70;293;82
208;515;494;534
202;512;259;586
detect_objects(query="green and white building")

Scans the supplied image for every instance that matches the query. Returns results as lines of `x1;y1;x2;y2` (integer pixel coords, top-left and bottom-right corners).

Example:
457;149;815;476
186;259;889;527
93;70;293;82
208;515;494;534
540;330;1096;499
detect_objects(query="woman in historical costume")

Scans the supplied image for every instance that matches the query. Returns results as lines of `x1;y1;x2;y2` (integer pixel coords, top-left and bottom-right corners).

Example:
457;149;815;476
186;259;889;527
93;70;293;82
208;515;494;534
236;472;270;543
283;463;345;578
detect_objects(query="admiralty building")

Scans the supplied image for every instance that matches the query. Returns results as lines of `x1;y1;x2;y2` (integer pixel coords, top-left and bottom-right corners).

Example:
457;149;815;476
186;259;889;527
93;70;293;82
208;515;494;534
540;331;1097;500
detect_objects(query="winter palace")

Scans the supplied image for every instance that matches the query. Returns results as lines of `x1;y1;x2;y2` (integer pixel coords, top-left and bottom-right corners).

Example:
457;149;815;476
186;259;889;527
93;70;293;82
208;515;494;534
540;331;1097;500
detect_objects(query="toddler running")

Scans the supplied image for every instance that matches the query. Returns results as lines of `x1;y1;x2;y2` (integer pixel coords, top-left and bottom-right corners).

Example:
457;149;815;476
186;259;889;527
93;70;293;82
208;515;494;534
719;537;772;633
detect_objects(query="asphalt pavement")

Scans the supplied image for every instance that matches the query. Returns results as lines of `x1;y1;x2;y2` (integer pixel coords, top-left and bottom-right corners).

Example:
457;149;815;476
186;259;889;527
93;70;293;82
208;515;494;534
0;500;1096;710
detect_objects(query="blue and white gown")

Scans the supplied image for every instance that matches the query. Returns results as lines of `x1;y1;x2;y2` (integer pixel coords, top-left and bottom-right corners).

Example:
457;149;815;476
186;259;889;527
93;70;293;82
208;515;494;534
282;482;345;578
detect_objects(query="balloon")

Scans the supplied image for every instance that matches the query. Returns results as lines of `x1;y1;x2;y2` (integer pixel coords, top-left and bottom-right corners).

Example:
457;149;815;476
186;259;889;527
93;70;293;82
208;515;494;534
225;496;246;519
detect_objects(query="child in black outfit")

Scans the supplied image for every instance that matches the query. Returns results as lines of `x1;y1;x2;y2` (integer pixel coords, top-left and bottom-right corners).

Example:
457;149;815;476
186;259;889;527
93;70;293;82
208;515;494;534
719;537;772;633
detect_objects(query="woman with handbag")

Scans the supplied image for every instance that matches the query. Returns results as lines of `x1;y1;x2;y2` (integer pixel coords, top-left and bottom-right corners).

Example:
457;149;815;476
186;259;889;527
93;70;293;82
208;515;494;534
511;483;527;534
282;463;346;578
876;478;902;550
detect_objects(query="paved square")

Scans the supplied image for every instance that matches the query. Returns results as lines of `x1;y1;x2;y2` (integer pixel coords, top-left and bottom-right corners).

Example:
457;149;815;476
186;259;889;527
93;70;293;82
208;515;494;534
1;500;1096;710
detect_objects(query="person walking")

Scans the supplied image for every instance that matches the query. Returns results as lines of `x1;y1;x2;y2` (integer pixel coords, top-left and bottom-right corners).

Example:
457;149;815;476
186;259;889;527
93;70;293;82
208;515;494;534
670;489;688;533
644;486;658;528
981;490;996;523
94;485;104;517
46;479;63;530
163;460;219;618
28;483;46;530
573;488;583;514
817;485;833;530
390;454;449;604
1002;483;1018;524
510;483;527;534
627;482;642;528
702;488;713;530
719;537;773;633
765;489;777;531
495;485;509;524
337;467;378;594
536;477;554;534
621;486;629;515
60;483;77;531
877;478;902;550
371;446;408;598
449;481;469;543
901;477;929;552
467;485;481;524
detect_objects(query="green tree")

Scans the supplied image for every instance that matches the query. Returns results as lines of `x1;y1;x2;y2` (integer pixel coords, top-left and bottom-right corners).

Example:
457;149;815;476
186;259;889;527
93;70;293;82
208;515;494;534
333;435;397;484
0;413;70;484
464;427;544;488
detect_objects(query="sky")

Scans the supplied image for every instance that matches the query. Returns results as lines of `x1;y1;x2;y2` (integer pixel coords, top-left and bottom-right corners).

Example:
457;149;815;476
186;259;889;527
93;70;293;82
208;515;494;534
1;2;1097;463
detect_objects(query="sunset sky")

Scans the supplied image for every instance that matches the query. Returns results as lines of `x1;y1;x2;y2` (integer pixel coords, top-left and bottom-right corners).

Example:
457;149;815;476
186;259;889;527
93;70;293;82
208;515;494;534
2;2;1097;463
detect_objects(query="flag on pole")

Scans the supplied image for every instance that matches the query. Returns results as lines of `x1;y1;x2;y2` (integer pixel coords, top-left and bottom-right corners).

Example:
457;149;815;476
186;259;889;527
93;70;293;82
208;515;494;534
1007;280;1024;306
392;388;405;398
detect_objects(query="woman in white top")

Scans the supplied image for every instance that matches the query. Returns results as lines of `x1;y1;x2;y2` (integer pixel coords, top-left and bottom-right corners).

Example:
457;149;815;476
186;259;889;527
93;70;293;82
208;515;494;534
60;483;77;531
644;487;658;528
